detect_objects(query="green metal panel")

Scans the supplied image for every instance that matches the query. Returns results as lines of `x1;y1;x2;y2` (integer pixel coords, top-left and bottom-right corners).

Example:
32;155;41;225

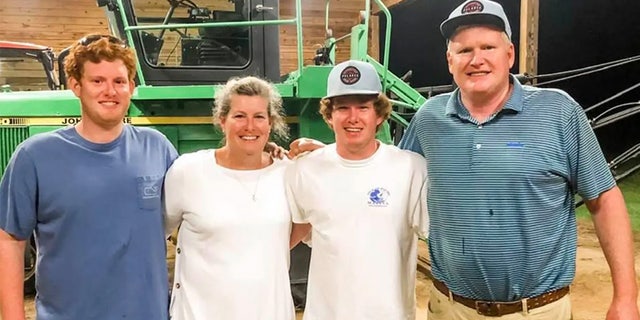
151;126;179;151
130;125;223;155
350;24;368;61
134;86;218;101
296;66;332;98
293;99;334;144
133;83;295;100
0;91;80;117
176;125;223;154
0;127;29;172
177;124;222;140
376;121;392;144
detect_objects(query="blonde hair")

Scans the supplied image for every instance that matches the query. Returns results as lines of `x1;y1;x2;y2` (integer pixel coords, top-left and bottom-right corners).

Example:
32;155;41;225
213;76;289;141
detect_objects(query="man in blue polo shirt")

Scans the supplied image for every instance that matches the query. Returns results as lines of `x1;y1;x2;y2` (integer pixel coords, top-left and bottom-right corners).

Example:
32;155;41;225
399;0;639;319
0;34;177;319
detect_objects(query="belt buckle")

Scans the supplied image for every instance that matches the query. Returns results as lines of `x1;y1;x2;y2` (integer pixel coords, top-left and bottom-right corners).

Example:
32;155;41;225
475;301;503;317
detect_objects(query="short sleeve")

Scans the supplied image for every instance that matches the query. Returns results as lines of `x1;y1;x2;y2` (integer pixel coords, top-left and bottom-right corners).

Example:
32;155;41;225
0;146;39;240
165;141;179;169
398;114;425;156
163;157;185;236
565;103;615;200
408;154;428;238
284;162;308;224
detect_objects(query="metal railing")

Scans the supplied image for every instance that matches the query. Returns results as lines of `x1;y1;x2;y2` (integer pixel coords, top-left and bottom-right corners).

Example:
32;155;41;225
115;0;303;86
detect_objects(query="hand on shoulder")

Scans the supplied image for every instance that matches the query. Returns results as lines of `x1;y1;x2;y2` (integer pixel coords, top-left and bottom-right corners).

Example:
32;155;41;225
288;138;325;159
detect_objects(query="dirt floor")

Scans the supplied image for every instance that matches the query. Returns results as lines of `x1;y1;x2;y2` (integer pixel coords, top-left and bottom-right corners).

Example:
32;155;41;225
22;220;640;319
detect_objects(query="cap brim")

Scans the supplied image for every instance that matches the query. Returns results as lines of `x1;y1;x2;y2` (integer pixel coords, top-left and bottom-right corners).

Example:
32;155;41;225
440;14;506;39
323;90;380;100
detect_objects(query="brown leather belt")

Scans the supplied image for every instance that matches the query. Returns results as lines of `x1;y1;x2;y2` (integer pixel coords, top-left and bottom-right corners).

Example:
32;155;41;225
432;278;570;317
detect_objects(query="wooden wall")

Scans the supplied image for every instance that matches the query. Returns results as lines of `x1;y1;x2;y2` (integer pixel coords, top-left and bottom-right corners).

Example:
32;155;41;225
0;0;378;91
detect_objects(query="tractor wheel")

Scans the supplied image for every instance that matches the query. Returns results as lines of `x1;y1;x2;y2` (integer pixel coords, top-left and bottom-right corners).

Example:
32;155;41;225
23;236;37;295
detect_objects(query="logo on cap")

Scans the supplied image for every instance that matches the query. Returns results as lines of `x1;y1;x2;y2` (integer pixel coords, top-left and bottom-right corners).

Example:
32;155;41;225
461;0;484;14
340;66;361;85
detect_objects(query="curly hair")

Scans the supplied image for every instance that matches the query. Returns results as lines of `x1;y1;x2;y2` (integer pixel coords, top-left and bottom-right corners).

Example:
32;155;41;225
213;76;289;141
319;94;392;130
64;34;136;83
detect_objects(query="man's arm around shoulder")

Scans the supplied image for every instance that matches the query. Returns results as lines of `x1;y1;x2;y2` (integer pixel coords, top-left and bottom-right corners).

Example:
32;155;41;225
0;229;26;320
586;186;640;320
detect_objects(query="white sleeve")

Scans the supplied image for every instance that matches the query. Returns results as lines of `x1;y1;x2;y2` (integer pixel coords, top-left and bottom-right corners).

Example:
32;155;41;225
284;162;309;224
409;156;429;239
163;158;185;237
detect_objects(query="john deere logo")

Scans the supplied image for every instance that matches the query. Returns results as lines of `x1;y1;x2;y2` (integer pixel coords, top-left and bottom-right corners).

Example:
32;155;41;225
340;66;361;85
462;1;484;14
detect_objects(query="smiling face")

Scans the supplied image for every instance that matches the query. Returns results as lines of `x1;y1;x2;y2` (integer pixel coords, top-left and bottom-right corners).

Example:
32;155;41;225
327;95;383;160
219;94;272;156
446;25;514;101
69;59;134;130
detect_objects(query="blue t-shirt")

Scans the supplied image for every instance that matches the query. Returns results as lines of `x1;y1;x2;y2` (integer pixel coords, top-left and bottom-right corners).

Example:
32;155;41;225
0;125;178;319
399;76;614;301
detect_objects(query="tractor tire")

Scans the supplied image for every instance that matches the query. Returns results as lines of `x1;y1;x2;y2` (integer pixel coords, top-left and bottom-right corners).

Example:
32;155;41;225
23;236;37;295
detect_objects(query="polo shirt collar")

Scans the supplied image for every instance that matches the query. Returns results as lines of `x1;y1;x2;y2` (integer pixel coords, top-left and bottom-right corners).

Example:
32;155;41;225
445;74;525;117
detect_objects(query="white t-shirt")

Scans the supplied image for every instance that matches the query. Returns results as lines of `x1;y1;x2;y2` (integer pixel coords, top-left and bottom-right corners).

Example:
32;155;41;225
285;143;428;320
164;149;295;320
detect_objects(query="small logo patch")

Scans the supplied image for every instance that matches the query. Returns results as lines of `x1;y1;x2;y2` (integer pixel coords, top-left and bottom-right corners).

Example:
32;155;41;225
340;66;361;85
506;142;524;148
143;185;160;198
461;0;484;14
368;187;390;207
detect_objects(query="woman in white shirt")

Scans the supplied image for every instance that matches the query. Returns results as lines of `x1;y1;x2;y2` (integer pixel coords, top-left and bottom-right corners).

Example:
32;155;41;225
164;76;295;320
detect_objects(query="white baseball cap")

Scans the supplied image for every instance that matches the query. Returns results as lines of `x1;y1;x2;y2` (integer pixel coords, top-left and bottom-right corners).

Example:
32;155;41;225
440;0;512;40
324;60;382;99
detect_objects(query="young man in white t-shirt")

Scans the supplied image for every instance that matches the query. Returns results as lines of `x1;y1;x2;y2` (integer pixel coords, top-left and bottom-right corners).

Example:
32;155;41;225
285;60;428;320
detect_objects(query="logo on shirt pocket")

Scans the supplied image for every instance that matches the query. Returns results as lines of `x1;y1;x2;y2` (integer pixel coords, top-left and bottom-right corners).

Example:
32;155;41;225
136;175;163;210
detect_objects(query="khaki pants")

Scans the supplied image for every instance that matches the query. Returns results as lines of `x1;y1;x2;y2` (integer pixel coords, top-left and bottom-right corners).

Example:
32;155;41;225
427;283;572;320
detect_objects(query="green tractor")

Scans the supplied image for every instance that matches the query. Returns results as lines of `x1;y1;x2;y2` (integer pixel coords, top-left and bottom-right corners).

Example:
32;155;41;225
0;0;426;302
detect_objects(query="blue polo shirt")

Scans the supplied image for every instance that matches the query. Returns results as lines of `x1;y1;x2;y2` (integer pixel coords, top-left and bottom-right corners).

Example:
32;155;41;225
399;75;615;301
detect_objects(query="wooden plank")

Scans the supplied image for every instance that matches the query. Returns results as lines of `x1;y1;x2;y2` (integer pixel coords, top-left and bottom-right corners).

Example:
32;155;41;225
369;15;380;61
0;70;52;78
0;61;47;71
0;8;106;18
1;1;104;10
519;0;539;77
0;0;379;80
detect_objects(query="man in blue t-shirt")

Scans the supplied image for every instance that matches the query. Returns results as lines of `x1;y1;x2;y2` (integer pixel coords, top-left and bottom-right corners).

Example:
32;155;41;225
399;1;639;319
0;34;178;319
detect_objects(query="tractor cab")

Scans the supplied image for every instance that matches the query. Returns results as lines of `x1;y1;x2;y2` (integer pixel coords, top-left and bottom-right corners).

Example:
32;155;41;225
101;0;280;85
